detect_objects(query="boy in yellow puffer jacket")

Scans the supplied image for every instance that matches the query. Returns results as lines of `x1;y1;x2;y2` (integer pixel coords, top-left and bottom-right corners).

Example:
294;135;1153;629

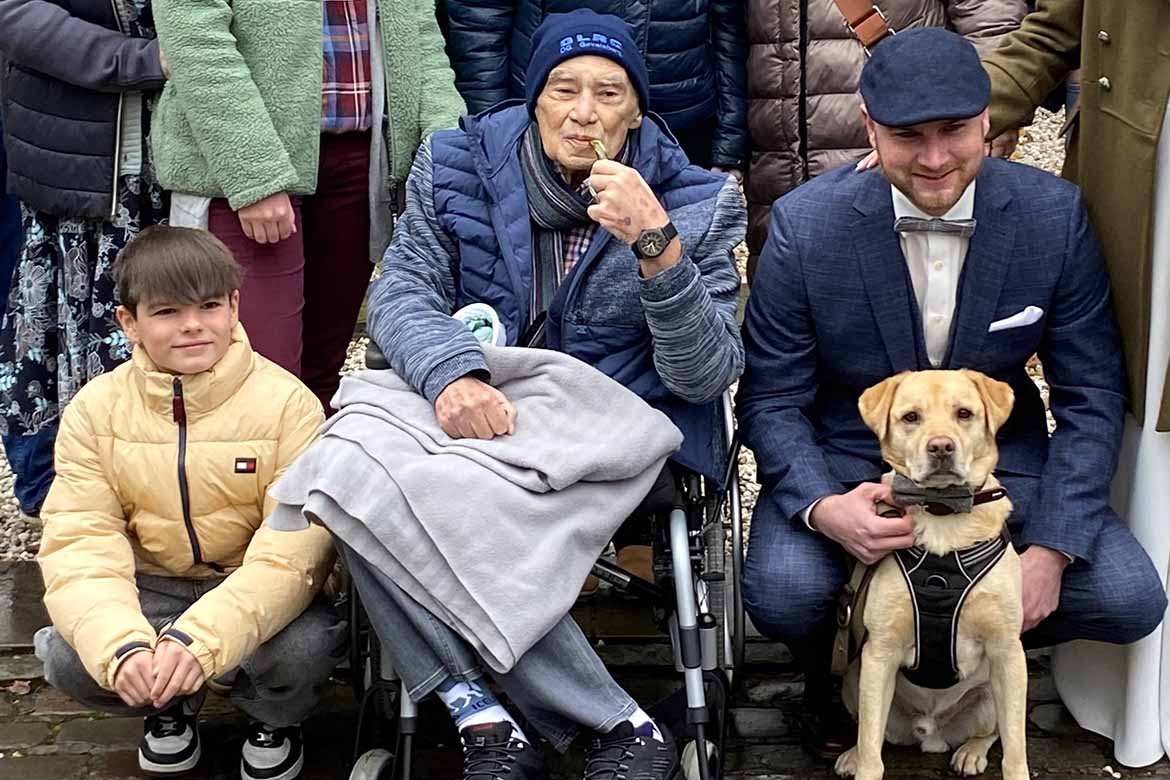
34;226;342;780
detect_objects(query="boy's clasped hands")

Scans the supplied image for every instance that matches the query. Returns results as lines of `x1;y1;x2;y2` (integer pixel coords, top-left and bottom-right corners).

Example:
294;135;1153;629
114;640;205;709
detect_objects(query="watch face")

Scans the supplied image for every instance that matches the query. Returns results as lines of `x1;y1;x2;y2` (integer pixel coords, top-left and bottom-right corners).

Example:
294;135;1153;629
637;229;666;258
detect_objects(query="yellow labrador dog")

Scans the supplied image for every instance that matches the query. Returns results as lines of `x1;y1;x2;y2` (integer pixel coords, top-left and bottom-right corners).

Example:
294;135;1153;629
834;369;1028;780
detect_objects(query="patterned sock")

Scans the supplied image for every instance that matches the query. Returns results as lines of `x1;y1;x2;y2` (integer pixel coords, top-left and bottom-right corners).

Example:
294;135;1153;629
435;678;528;744
626;707;664;742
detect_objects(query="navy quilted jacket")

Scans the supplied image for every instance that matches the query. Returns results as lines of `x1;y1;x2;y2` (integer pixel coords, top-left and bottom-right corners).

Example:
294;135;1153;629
367;103;746;479
443;0;748;168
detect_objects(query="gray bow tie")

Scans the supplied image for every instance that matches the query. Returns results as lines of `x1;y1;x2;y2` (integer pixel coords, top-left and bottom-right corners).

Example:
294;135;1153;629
889;473;1008;516
890;473;977;515
894;216;977;239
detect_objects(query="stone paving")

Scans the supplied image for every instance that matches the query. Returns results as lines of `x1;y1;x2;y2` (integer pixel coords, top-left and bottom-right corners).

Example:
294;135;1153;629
2;623;1167;780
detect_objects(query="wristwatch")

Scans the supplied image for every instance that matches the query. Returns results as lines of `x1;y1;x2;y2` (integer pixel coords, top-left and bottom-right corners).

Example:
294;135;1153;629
631;222;678;260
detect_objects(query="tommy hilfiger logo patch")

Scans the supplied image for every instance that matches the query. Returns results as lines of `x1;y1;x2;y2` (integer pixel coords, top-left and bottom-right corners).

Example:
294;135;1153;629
234;457;257;474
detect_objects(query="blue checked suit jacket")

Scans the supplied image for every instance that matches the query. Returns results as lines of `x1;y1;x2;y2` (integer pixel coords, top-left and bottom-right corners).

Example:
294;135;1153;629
737;158;1126;562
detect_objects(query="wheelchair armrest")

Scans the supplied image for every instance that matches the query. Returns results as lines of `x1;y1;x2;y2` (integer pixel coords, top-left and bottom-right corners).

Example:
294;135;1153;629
365;341;390;370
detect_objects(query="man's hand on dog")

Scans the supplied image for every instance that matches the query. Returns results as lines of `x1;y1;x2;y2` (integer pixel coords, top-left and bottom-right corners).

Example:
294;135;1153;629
1019;545;1069;632
810;483;915;564
435;375;517;440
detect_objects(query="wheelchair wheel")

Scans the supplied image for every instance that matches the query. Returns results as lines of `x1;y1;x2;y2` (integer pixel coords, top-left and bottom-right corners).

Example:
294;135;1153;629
702;489;744;680
701;512;728;670
349;748;393;780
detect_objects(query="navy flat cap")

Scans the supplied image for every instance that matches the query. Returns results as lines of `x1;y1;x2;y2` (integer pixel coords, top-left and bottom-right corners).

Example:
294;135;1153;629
860;27;990;128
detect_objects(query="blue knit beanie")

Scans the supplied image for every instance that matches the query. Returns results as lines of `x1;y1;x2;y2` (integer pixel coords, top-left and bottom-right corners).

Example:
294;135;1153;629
525;10;650;116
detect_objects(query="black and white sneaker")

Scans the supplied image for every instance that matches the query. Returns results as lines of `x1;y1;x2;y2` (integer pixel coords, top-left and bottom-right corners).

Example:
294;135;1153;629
585;721;680;780
461;722;547;780
138;691;203;775
240;724;304;780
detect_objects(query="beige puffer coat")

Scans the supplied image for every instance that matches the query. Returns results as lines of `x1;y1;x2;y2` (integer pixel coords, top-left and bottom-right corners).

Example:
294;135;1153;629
745;0;1026;276
38;326;333;690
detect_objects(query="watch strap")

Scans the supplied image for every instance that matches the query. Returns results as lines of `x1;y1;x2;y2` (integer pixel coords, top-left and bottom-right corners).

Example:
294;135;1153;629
633;221;678;259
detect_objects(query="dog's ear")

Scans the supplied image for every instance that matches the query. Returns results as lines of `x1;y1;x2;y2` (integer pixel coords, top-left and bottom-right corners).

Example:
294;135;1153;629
858;372;910;441
962;369;1015;434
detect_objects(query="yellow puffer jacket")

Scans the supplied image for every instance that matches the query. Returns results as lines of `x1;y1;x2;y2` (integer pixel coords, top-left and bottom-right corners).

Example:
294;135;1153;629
38;326;333;691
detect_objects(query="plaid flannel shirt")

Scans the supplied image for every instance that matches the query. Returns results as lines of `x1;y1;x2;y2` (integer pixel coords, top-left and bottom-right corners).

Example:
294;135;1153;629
564;178;598;275
321;0;373;133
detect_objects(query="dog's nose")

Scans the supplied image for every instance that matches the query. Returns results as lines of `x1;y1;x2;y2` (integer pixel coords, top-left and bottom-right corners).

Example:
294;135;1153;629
927;436;956;458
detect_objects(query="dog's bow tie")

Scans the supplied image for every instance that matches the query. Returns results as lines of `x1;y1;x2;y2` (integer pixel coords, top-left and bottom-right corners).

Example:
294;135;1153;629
894;216;977;239
890;474;1008;515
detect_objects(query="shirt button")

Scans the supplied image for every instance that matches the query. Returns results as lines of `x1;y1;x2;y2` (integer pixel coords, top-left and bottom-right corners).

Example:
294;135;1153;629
1097;30;1110;43
931;313;944;323
933;260;944;271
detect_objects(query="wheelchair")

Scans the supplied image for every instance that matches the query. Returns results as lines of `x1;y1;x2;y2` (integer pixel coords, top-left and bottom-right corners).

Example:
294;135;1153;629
345;342;747;780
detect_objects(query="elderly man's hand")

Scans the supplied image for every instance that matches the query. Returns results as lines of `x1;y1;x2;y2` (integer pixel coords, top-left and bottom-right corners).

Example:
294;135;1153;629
435;376;517;440
586;160;673;246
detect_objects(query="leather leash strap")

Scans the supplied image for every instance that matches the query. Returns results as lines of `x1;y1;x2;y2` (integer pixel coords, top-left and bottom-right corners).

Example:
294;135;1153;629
830;499;899;676
831;557;876;676
831;0;895;51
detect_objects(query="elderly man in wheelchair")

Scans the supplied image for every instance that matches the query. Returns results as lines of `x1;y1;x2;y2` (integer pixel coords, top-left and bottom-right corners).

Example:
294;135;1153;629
268;9;745;780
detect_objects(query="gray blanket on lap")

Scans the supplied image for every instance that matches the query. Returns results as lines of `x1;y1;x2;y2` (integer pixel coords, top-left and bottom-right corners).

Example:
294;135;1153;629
268;344;683;672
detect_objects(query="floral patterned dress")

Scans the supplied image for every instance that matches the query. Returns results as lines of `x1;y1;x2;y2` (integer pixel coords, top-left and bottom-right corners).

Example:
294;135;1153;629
0;0;167;439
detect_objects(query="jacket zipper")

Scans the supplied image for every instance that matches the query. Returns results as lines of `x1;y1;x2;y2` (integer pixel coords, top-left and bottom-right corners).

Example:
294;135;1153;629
109;0;126;218
172;378;205;566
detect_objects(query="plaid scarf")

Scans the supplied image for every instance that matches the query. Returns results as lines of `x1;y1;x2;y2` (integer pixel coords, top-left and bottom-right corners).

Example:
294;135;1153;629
518;123;634;325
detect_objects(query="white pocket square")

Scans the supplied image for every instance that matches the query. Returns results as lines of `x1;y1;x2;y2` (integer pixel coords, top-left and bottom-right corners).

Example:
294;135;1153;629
988;306;1045;333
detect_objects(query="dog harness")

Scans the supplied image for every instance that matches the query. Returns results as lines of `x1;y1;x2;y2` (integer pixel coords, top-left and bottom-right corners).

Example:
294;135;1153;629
830;483;1011;684
892;532;1009;689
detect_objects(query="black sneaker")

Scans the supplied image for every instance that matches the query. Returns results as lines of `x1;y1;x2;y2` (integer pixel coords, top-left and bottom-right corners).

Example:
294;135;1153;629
240;724;304;780
138;692;203;775
585;721;680;780
460;722;547;780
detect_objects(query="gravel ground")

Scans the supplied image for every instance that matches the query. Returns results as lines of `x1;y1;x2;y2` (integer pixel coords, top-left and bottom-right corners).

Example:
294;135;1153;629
0;109;1066;561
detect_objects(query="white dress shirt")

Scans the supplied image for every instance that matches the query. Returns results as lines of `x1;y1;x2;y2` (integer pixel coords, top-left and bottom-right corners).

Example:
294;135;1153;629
801;181;976;529
893;180;976;367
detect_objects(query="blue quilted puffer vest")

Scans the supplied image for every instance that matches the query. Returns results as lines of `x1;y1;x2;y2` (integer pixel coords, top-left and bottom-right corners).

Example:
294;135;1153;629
429;102;727;480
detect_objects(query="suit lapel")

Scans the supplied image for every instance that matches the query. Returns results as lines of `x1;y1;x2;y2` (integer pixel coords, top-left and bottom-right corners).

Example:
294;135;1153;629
943;170;1016;368
853;175;925;373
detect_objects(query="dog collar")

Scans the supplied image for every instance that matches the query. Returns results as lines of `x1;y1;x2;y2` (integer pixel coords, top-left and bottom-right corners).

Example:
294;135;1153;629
890;473;1008;515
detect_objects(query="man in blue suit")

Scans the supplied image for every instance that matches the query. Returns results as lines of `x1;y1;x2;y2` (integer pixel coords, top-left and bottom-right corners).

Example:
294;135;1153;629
737;27;1167;757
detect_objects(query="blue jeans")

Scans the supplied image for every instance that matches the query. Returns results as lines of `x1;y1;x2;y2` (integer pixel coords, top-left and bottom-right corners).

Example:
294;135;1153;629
742;474;1168;679
3;422;57;516
340;544;636;751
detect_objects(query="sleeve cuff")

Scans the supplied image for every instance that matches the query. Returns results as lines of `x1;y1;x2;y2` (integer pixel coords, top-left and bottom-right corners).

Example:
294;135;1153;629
801;498;826;532
421;350;490;404
160;627;215;680
639;254;700;302
106;642;153;690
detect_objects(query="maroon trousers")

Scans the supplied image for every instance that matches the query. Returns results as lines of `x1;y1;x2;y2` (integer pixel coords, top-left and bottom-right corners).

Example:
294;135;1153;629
209;131;372;412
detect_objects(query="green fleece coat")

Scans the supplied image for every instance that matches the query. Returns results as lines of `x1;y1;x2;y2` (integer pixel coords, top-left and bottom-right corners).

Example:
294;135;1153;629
151;0;464;212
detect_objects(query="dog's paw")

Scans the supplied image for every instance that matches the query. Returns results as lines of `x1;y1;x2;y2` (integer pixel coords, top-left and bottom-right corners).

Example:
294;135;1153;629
920;735;949;754
834;747;859;778
950;737;994;776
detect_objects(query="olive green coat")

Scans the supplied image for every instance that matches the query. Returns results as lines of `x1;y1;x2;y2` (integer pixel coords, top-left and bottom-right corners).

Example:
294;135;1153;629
983;0;1170;431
